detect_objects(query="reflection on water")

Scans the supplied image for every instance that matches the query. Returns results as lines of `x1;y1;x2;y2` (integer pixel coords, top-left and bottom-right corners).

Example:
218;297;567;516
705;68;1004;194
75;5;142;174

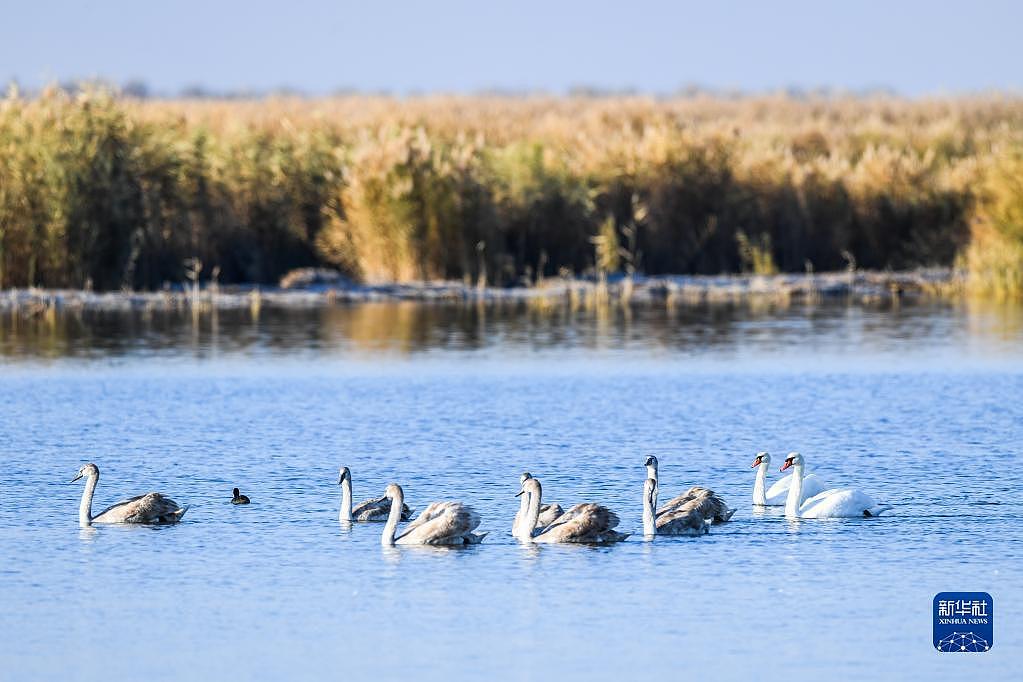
2;298;1022;364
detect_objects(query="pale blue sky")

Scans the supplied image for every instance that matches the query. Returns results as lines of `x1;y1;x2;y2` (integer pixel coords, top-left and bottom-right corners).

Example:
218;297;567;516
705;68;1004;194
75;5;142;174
3;0;1021;95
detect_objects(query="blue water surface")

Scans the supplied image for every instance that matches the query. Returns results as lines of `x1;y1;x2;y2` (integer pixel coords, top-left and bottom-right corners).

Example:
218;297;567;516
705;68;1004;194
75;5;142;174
0;300;1020;680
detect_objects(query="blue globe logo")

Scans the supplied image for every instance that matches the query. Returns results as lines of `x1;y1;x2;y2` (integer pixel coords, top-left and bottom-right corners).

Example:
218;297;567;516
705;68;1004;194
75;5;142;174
936;632;990;652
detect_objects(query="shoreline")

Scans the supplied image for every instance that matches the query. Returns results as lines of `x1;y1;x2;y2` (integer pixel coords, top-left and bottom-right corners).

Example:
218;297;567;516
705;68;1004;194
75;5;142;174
0;269;960;314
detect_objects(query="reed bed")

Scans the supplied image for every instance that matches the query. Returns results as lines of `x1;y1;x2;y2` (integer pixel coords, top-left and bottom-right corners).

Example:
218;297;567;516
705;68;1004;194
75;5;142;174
1;87;1022;294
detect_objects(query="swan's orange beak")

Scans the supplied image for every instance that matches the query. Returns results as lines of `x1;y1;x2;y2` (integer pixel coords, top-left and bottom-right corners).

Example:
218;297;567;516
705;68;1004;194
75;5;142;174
780;458;793;472
751;456;763;468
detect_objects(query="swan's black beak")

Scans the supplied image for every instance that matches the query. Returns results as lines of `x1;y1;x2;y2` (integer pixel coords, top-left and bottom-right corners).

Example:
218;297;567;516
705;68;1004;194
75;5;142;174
515;489;525;497
70;472;83;483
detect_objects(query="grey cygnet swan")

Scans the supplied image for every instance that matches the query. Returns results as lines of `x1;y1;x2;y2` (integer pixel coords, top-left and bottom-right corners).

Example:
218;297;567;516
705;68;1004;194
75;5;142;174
512;472;564;535
644;455;735;524
515;477;629;543
381;483;486;545
71;463;188;527
643;478;708;536
338;466;411;522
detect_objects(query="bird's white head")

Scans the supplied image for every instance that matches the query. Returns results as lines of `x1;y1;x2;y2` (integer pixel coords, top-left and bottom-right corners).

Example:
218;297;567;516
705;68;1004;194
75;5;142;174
337;466;351;485
516;477;541;498
70;463;98;483
644;455;658;468
779;452;803;472
520;472;532;485
751;451;770;468
384;483;404;500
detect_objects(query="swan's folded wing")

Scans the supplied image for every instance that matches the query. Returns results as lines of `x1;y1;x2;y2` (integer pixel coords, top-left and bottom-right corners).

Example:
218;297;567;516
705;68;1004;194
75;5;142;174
668;493;732;522
801;488;843;507
397;501;447;536
656;487;714;516
656;507;707;534
353;496;411;520
534;503;585;532
541;503;618;541
352;495;388;517
536;503;564;527
93;492;184;524
91;494;148;521
801;489;880;518
765;473;794;499
798;473;829;499
769;472;826;500
396;502;480;543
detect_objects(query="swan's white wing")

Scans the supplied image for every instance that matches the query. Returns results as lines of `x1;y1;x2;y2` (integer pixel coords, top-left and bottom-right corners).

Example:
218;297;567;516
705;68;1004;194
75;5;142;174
799;489;880;518
767;472;828;505
92;492;186;524
396;502;480;544
765;473;794;499
799;474;829;500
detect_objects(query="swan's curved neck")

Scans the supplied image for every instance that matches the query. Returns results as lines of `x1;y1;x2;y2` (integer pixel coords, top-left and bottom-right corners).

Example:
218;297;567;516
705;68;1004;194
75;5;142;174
753;463;768;505
79;473;98;527
339;477;353;522
518;485;542;540
381;489;404;545
784;463;804;517
643;483;657;536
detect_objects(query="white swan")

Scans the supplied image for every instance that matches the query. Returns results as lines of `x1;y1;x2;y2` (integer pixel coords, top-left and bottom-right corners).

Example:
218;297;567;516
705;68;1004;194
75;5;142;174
750;451;827;506
381;483;486;545
515;477;629;543
71;463;188;528
338;466;411;522
780;453;891;518
512;472;564;535
643;478;708;537
645;455;735;523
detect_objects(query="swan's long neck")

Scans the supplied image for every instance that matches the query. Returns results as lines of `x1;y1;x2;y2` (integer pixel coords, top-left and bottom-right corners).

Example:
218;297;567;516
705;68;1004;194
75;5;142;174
643;483;657;536
753;463;768;505
79;473;97;527
784;463;804;517
518;485;542;540
646;463;658;483
339;477;353;522
381;489;403;545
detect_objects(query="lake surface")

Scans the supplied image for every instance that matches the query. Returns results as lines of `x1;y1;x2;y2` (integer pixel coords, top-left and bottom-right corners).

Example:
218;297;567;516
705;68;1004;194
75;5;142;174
0;299;1020;680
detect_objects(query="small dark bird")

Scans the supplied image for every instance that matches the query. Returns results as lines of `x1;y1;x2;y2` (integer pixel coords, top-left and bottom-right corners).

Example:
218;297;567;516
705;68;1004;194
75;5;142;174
231;488;250;505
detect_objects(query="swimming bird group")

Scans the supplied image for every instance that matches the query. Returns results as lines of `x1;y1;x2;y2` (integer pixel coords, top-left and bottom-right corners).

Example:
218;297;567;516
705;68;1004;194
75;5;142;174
69;451;890;542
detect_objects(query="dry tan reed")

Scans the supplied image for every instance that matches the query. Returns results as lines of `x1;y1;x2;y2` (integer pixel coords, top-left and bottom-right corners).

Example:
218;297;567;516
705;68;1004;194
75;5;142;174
1;87;1021;292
